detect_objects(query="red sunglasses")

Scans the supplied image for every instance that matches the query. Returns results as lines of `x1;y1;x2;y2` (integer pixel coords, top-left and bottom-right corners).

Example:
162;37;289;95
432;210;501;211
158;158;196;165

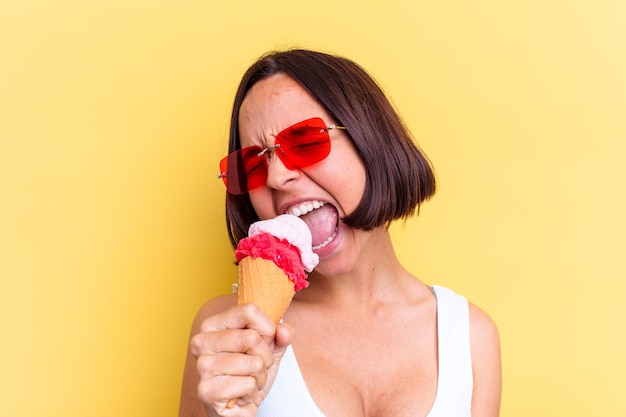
219;117;346;195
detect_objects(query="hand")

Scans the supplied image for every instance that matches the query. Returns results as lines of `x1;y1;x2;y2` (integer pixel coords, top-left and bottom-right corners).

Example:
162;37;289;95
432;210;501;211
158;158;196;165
189;303;294;417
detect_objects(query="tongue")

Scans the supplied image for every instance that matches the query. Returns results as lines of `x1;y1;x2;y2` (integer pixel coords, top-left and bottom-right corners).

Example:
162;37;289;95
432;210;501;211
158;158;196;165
300;204;338;247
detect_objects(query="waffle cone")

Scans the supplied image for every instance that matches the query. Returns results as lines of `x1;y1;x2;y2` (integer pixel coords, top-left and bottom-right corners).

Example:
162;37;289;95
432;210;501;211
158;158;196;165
237;257;296;323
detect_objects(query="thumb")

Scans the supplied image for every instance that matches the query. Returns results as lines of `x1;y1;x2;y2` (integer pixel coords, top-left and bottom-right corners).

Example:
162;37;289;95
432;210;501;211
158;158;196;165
270;322;295;367
274;322;295;349
262;322;295;397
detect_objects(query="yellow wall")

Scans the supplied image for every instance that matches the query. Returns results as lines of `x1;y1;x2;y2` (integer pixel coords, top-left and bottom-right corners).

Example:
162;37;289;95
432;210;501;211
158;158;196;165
1;1;624;416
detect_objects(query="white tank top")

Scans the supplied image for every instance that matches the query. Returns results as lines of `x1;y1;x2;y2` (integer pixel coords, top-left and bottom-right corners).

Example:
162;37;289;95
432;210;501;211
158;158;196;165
258;285;473;417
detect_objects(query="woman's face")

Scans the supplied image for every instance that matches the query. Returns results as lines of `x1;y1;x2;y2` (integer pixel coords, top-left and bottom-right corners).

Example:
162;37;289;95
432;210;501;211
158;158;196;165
238;73;368;273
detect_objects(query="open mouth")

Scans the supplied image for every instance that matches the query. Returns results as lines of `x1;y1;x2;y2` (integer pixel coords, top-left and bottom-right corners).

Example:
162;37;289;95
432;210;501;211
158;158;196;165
285;200;339;251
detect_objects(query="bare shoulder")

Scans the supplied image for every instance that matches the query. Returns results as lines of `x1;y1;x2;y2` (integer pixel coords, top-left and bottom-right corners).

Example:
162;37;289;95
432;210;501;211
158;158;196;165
468;302;500;345
190;293;237;332
468;302;502;416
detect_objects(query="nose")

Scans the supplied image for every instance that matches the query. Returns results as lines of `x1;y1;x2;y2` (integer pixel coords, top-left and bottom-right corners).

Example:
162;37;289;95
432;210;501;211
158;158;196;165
264;149;300;190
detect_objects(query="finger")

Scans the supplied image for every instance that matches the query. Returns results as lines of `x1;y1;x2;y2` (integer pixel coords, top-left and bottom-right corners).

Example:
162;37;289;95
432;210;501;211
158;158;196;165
190;328;275;368
198;374;263;413
196;351;268;389
218;398;260;417
200;304;276;338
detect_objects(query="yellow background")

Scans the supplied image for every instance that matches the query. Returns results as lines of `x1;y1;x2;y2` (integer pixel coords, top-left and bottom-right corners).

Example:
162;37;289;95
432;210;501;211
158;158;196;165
1;1;625;416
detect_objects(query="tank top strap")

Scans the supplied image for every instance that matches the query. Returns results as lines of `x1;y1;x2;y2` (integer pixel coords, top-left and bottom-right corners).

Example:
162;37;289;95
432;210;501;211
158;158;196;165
427;285;473;416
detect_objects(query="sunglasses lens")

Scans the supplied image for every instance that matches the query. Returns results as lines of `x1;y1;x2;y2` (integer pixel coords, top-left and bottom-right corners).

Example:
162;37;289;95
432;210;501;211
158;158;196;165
219;118;335;194
220;146;266;194
277;118;331;169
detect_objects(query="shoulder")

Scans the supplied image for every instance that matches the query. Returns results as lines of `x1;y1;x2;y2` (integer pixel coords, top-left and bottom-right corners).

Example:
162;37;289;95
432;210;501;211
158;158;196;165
467;302;501;375
190;294;237;333
431;286;499;350
468;302;500;347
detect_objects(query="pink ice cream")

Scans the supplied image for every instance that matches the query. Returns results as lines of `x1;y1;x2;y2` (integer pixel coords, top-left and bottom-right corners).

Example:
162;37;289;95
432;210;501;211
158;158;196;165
235;214;319;291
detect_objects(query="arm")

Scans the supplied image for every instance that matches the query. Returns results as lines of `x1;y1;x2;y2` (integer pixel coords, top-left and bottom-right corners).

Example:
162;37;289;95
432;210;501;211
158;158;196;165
469;303;502;417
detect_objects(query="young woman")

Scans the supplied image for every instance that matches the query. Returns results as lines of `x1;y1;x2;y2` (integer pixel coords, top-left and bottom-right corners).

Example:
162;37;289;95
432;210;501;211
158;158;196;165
179;49;501;417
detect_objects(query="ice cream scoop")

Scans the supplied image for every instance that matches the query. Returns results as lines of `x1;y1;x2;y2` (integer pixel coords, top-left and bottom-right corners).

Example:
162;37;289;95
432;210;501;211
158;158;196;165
234;214;318;320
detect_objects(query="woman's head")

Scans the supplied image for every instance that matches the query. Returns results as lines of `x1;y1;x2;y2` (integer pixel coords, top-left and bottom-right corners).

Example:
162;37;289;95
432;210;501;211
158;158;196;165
224;49;436;248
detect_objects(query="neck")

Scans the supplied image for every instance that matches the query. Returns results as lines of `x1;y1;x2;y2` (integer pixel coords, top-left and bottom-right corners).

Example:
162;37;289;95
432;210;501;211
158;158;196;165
298;227;425;309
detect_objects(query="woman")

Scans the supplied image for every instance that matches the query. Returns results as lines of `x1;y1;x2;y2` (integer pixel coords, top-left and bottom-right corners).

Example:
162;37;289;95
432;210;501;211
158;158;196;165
179;49;501;417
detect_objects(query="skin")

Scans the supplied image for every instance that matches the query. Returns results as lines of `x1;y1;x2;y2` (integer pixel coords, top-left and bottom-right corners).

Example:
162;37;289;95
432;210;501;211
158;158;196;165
179;73;502;417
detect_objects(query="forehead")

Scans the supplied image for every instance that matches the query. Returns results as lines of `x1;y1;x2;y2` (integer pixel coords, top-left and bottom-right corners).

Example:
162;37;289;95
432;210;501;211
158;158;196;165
238;74;329;142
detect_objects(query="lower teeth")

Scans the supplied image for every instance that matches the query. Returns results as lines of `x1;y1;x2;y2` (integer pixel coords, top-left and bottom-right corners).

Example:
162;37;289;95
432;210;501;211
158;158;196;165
312;227;337;250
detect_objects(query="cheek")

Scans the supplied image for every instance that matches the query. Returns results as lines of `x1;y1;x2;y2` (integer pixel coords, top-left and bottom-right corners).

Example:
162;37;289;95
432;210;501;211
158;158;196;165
322;151;366;213
248;189;276;220
338;162;366;210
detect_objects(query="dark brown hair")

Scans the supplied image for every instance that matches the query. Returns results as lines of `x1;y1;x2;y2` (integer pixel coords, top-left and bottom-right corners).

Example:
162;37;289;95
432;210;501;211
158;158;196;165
225;49;436;249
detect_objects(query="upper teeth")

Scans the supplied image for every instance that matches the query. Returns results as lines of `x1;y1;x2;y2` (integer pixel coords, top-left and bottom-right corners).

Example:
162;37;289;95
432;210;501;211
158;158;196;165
286;200;325;216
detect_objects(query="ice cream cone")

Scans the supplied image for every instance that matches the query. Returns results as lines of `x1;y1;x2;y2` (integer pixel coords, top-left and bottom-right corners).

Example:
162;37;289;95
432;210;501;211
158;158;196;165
237;256;296;323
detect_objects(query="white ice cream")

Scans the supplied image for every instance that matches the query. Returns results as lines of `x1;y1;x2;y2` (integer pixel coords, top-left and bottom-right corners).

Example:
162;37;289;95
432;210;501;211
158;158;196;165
248;214;320;272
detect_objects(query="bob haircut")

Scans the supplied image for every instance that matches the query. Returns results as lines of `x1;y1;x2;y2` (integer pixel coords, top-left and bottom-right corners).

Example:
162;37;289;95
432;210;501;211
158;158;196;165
225;49;436;249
